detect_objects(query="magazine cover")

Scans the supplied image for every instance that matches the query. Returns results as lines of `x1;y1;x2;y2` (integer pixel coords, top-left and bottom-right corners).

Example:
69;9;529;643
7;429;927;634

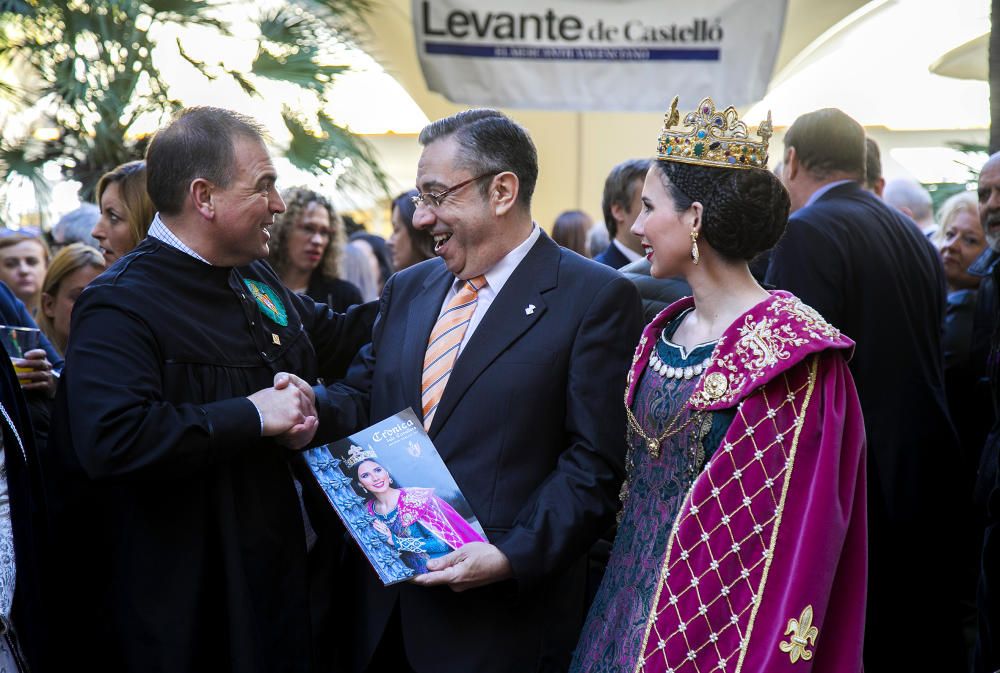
304;407;488;586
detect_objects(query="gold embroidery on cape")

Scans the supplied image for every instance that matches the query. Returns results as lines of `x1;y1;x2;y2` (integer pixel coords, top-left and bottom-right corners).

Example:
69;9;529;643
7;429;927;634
630;356;820;673
778;605;819;663
697;297;837;406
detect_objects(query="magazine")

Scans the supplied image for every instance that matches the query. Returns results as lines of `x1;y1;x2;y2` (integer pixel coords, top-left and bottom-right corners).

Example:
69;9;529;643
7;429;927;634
304;407;488;586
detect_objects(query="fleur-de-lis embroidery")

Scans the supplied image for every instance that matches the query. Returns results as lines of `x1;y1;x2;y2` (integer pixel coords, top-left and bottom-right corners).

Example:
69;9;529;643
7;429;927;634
778;605;819;663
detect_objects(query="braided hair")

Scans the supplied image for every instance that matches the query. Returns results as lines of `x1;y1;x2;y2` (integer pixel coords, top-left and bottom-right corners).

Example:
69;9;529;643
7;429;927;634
654;160;789;262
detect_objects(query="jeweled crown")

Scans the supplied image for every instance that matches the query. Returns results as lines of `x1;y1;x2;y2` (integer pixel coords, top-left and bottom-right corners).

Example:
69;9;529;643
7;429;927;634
656;96;772;170
344;444;378;469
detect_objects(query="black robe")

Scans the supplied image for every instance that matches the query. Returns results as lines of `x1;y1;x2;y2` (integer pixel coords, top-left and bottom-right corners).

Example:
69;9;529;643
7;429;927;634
40;238;374;673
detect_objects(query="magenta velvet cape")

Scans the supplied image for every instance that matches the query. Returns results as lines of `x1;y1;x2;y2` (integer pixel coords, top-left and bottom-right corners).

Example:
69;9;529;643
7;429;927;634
624;292;867;673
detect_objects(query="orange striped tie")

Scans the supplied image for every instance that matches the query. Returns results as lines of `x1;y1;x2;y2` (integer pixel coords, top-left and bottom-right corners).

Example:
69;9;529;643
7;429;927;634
421;275;486;430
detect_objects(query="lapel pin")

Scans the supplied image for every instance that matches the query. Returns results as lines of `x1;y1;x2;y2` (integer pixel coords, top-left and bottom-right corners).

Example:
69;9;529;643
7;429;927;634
525;304;536;316
271;333;281;346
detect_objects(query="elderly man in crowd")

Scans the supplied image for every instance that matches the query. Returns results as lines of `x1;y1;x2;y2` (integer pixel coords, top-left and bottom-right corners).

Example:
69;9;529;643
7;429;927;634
42;107;374;673
313;109;643;673
884;177;938;238
766;107;964;672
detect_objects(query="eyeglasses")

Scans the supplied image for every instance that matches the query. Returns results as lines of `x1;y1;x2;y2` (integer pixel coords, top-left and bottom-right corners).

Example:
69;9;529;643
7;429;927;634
411;172;498;209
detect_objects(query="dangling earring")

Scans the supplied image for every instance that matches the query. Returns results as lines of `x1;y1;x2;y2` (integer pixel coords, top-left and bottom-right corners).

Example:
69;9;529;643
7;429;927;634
690;229;700;265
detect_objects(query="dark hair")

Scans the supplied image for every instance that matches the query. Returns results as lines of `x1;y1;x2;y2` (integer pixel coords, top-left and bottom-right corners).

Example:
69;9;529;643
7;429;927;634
268;187;346;282
418;109;538;210
552;210;592;257
864;137;882;190
654;161;789;261
145;107;265;216
349;457;399;499
392;190;435;262
783;108;865;181
602;158;651;238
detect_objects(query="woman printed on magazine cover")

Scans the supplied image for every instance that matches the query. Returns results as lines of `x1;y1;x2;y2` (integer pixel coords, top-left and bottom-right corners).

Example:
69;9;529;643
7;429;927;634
347;446;485;573
570;98;867;673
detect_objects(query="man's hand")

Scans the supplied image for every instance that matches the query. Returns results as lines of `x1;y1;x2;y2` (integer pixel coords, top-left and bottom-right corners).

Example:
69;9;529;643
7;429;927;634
410;542;512;592
13;348;56;396
247;373;316;445
270;372;319;450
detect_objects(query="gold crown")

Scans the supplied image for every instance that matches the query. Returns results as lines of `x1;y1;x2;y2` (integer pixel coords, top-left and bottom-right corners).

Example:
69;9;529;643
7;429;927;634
656;96;772;170
344;444;378;469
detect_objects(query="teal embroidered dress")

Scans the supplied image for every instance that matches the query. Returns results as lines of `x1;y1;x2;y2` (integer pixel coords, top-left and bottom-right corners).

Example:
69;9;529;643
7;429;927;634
570;313;733;673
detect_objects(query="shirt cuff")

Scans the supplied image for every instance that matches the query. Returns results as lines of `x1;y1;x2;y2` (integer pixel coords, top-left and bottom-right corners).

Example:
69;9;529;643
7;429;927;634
247;398;264;436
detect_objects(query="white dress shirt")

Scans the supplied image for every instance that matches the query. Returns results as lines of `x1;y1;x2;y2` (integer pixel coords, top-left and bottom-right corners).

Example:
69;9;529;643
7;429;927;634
612;238;642;263
437;224;541;358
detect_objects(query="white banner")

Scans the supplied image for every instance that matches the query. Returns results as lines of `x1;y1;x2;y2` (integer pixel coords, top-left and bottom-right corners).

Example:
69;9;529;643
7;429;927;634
412;0;788;112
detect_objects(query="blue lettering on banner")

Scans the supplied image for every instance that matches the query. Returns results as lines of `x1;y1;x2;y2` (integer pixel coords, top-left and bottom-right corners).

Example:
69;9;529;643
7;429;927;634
424;42;719;61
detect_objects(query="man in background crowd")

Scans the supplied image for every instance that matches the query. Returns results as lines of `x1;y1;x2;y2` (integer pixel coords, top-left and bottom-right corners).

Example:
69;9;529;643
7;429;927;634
593;158;649;269
766;107;964;672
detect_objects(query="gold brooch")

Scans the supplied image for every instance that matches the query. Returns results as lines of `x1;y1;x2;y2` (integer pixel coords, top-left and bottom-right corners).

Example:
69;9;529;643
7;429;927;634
778;605;819;663
703;372;728;400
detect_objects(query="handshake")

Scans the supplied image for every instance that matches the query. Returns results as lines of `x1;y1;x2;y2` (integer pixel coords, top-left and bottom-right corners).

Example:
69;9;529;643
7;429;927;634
247;373;319;450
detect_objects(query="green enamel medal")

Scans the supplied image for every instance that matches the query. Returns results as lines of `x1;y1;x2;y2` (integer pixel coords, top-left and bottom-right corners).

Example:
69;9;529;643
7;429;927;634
244;279;288;327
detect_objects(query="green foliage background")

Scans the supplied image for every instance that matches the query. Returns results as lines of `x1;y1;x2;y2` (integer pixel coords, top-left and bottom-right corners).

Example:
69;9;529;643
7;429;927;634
0;0;387;218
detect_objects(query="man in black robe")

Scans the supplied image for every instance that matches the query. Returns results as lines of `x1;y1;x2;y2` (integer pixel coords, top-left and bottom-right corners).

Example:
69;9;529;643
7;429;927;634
765;108;965;672
42;107;373;673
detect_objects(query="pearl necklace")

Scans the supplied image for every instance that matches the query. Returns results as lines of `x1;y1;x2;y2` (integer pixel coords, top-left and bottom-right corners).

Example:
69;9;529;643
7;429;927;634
648;349;712;380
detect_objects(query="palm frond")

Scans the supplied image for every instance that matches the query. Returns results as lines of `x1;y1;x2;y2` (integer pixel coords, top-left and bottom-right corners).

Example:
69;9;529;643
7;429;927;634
142;0;228;32
258;7;317;48
226;69;260;97
252;47;347;91
283;109;388;195
176;37;216;80
0;0;34;16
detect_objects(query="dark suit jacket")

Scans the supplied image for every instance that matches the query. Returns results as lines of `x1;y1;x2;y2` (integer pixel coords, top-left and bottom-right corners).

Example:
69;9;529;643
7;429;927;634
618;258;691;323
317;233;643;673
592;242;630;270
0;353;46;671
765;181;965;670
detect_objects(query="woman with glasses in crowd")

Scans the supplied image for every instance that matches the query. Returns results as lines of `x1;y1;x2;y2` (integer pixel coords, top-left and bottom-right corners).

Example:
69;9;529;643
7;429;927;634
268;187;362;312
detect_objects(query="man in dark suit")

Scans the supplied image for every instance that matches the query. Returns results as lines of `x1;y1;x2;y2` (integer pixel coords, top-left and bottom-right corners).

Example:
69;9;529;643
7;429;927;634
316;109;644;673
765;108;965;672
972;152;1000;673
593;159;649;269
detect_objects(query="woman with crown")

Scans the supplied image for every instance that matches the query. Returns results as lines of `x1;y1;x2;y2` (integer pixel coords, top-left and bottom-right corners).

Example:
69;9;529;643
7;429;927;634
570;98;867;673
345;445;485;573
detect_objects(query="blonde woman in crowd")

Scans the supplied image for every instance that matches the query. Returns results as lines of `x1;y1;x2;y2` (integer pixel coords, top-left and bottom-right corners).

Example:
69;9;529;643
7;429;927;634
92;160;155;265
0;234;50;316
37;244;105;356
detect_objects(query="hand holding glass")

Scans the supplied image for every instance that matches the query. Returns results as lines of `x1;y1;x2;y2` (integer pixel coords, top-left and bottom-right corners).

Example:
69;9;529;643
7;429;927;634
0;326;41;376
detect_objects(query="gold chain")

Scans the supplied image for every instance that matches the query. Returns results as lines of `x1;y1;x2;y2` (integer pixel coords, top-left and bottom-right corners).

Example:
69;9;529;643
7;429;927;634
624;397;702;459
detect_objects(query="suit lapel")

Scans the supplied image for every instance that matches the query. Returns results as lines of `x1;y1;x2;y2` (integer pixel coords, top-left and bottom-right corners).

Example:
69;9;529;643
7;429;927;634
428;233;560;436
402;265;453;425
